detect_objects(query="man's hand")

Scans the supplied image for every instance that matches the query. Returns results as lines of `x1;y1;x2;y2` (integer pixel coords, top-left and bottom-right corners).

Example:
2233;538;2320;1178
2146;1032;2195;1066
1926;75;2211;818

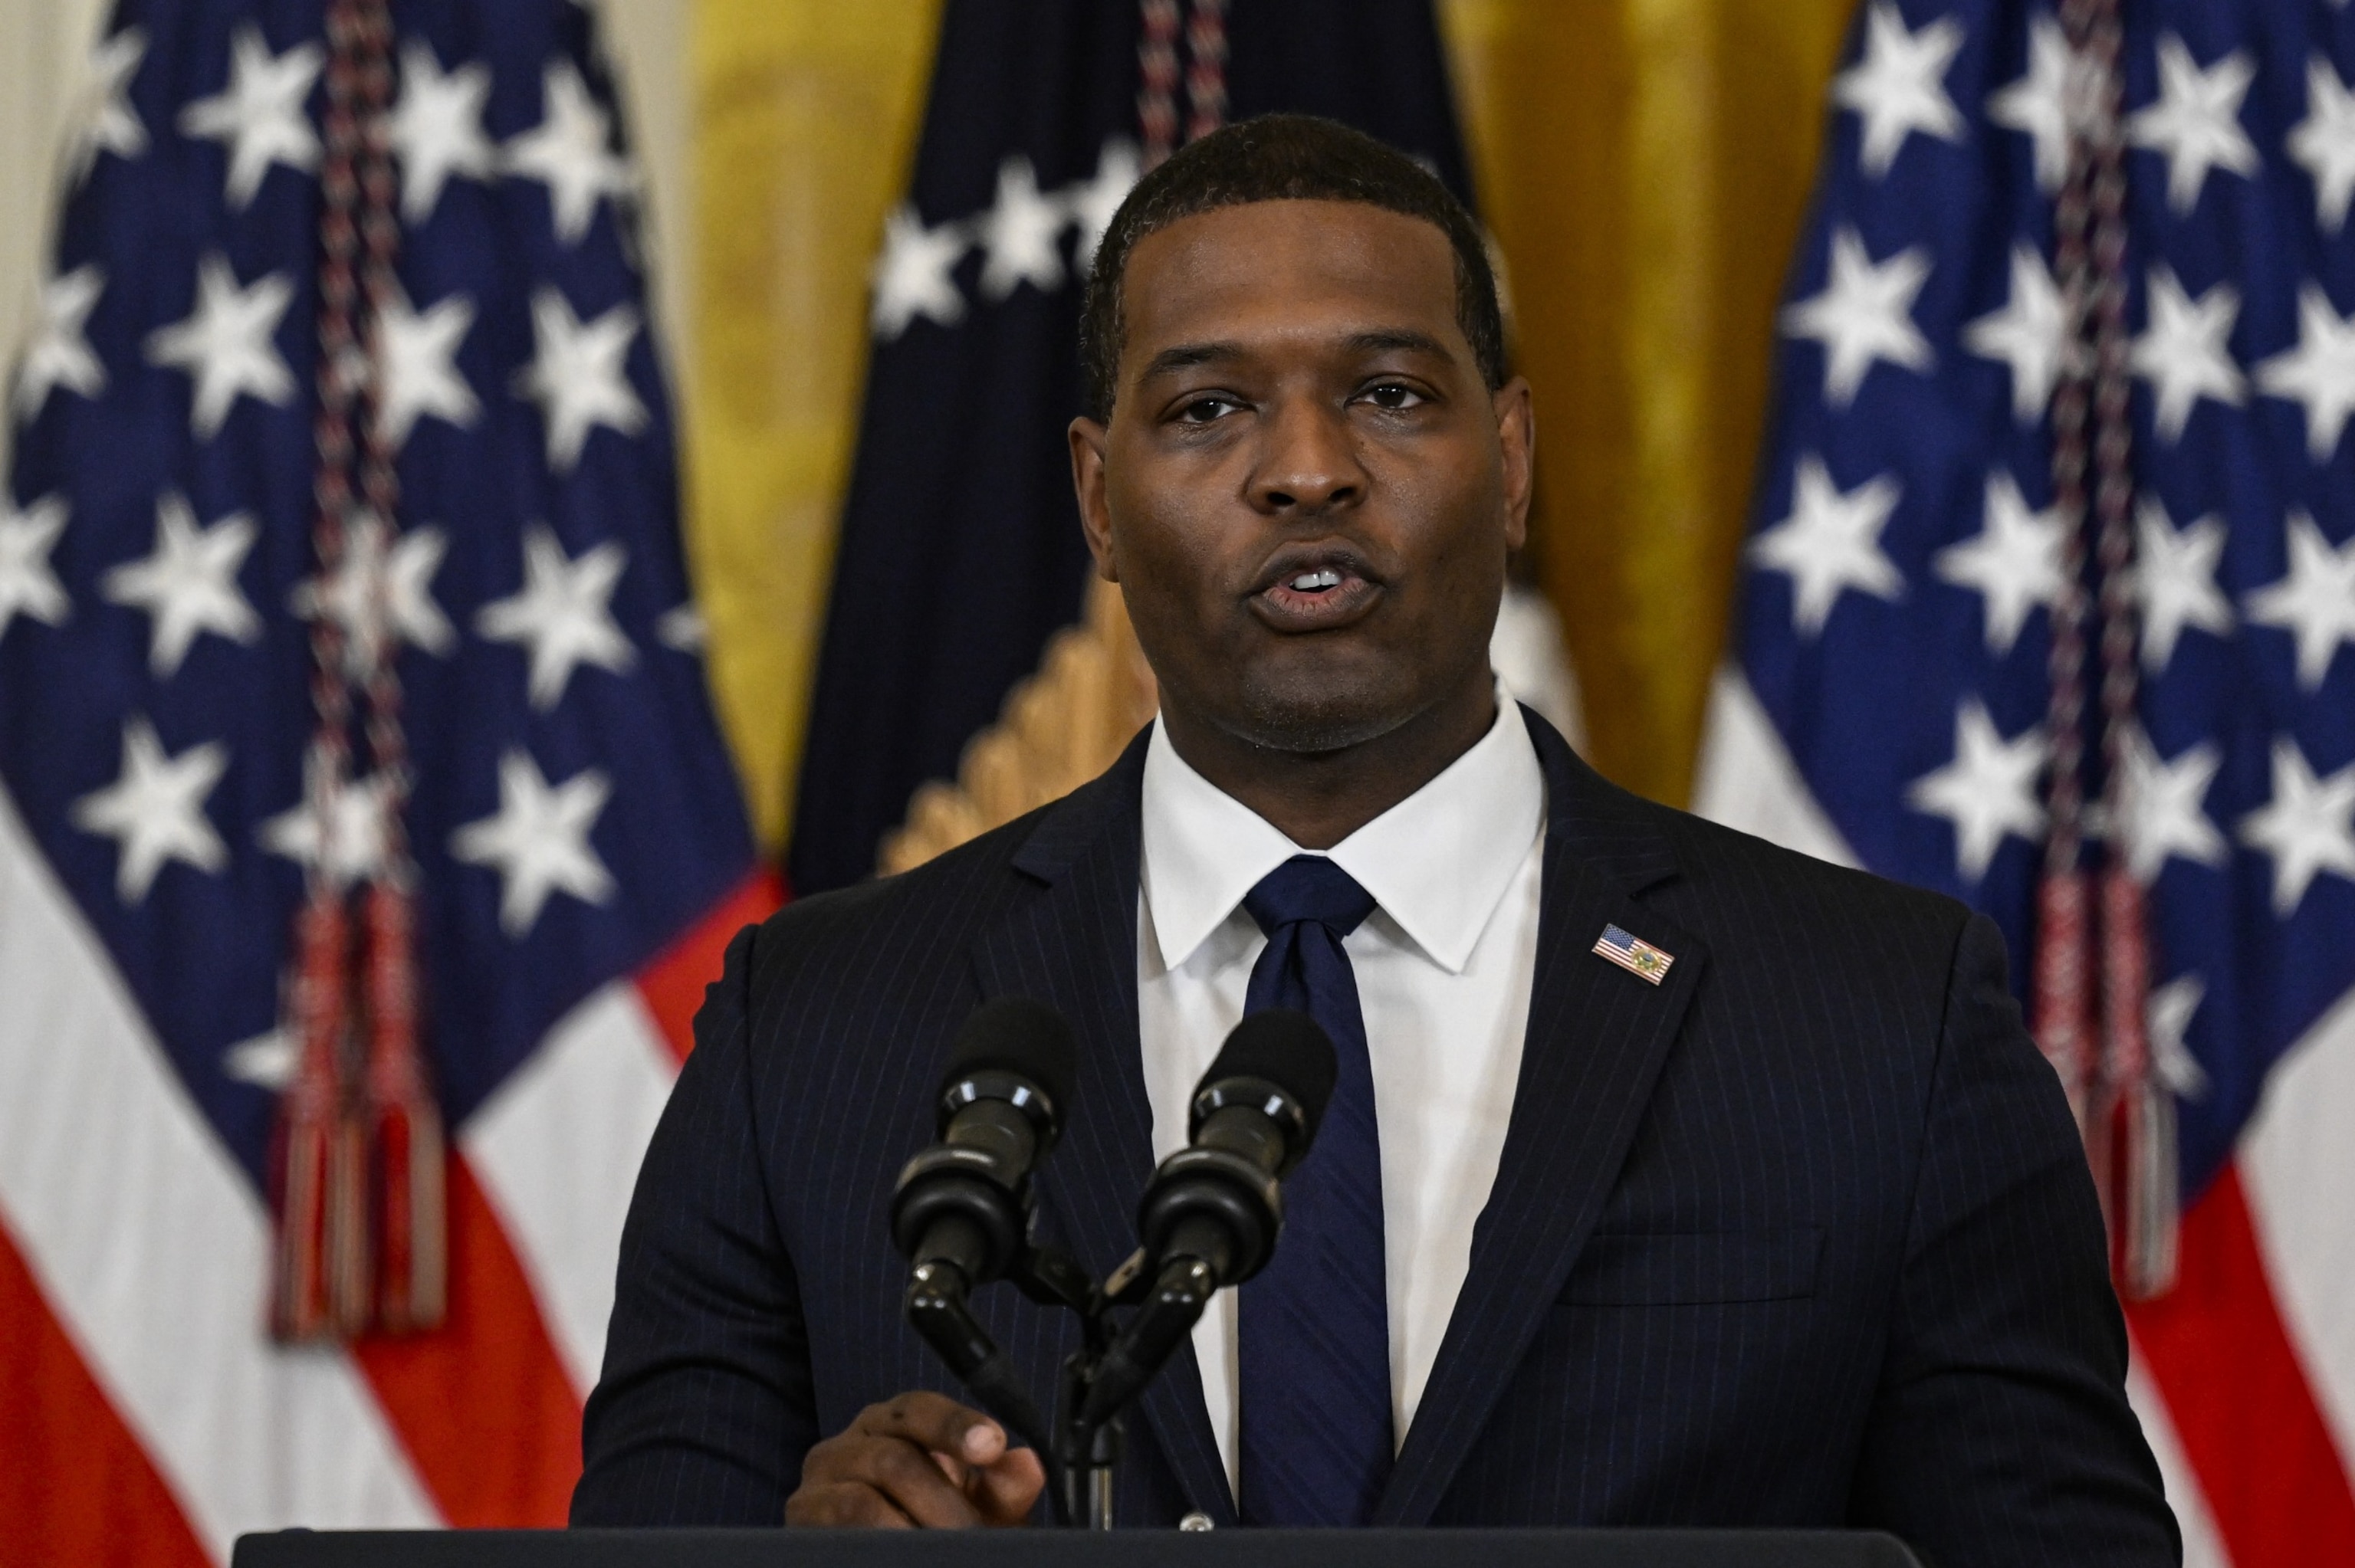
786;1391;1046;1527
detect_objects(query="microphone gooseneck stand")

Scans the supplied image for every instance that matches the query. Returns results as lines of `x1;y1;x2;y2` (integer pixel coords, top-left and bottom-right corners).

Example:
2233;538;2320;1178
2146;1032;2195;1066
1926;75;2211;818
894;1007;1338;1530
905;1215;1216;1528
898;1163;1178;1528
902;1225;1110;1526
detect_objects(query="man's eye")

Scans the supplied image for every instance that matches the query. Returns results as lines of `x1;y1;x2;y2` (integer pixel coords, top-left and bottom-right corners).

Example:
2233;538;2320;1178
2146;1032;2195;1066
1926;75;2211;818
1362;382;1427;411
1176;396;1240;424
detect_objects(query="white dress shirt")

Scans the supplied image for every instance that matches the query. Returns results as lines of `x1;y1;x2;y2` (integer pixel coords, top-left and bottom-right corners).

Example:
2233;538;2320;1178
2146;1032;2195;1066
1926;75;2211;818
1135;685;1547;1500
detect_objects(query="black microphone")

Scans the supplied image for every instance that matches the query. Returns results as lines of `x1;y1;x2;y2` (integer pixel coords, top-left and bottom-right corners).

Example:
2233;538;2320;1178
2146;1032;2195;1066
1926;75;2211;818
890;999;1077;1462
1081;1009;1337;1427
890;997;1079;1292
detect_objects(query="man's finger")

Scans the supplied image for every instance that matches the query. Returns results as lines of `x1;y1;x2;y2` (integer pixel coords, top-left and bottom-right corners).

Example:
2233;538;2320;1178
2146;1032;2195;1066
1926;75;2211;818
785;1481;917;1529
971;1445;1049;1526
789;1393;1026;1530
861;1434;986;1528
959;1420;1007;1466
859;1391;1005;1468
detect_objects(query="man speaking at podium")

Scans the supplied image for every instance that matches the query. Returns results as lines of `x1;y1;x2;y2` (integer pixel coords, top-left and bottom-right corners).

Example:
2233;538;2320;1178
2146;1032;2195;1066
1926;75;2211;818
573;116;2176;1560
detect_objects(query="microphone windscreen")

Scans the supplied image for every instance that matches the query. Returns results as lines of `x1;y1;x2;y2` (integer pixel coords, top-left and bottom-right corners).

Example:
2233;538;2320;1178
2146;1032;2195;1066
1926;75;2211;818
1205;1010;1338;1143
944;997;1079;1116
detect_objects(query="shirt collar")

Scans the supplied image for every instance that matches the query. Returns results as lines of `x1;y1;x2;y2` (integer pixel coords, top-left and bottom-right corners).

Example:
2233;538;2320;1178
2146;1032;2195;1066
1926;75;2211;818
1140;685;1547;975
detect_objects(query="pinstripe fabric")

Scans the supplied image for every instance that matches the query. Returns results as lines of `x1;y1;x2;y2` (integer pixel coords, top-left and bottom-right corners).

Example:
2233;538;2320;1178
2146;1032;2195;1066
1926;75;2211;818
973;751;1235;1524
574;713;2178;1563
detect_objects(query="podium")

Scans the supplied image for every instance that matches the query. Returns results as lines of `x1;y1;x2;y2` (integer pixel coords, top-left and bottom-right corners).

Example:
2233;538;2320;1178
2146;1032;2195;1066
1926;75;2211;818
233;1530;1925;1566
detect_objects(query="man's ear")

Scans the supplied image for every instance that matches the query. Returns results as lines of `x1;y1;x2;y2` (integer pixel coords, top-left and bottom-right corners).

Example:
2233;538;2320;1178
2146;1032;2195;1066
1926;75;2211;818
1069;415;1118;582
1493;376;1535;553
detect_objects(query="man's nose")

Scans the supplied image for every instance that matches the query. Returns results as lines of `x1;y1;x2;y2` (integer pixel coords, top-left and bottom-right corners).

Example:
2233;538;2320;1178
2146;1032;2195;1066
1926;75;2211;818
1246;399;1366;516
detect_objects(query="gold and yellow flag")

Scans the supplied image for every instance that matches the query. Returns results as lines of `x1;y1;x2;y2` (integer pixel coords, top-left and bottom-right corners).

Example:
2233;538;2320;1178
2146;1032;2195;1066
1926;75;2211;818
682;1;941;848
1439;0;1853;804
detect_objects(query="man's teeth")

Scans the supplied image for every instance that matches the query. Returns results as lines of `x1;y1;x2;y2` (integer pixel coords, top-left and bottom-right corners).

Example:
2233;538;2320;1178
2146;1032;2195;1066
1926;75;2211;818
1288;569;1344;591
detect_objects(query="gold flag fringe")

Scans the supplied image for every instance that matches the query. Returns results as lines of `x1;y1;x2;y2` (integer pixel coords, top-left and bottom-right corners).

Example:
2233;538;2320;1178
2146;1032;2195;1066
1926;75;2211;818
879;579;1158;875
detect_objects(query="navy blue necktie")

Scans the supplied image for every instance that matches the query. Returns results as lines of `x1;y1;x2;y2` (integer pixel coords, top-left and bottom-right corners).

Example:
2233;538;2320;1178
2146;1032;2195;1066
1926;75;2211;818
1236;855;1394;1526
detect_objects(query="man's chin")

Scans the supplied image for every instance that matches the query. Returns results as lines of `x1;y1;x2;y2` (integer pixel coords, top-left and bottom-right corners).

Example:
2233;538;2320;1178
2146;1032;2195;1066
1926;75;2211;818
1221;678;1423;756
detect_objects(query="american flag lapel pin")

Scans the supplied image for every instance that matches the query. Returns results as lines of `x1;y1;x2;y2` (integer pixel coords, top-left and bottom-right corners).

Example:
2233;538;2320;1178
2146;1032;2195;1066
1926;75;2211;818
1594;924;1674;986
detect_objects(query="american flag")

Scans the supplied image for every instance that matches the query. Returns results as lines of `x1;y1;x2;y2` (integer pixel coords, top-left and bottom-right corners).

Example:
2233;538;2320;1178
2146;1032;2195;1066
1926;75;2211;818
1591;923;1676;986
1698;0;2355;1558
0;1;765;1557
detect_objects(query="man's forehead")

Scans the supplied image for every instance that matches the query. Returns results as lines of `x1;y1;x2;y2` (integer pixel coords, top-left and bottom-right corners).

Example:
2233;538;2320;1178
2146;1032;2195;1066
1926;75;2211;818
1121;199;1461;360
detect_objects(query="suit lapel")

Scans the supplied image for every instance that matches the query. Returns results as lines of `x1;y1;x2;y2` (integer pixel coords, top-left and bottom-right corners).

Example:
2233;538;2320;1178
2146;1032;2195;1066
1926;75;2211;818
969;728;1239;1524
1374;713;1708;1525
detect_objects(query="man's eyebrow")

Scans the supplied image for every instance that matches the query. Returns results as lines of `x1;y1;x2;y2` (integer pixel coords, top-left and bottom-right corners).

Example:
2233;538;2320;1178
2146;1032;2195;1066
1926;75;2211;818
1137;330;1456;382
1343;328;1453;360
1138;341;1244;381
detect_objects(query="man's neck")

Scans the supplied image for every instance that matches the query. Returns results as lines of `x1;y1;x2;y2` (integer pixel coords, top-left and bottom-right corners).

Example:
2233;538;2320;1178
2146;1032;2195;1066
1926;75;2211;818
1155;675;1499;850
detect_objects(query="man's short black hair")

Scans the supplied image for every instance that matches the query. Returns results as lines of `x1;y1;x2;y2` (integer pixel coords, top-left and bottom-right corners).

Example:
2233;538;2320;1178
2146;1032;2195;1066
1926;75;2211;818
1079;113;1506;422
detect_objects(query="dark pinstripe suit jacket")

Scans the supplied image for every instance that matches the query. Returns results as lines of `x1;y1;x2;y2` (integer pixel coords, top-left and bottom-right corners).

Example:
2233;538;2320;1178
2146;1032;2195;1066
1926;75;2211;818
574;711;2179;1563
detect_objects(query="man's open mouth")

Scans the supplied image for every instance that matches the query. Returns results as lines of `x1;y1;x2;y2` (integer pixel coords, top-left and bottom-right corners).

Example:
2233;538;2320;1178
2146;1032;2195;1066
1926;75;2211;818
1252;546;1383;631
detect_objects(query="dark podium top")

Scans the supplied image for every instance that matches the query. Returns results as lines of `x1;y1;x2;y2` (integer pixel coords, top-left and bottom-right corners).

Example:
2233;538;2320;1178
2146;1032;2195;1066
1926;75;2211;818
234;1530;1923;1567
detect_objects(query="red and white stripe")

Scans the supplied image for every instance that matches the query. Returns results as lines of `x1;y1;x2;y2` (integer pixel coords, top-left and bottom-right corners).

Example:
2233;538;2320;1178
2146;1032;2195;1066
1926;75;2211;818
1696;665;2355;1564
0;776;774;1563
